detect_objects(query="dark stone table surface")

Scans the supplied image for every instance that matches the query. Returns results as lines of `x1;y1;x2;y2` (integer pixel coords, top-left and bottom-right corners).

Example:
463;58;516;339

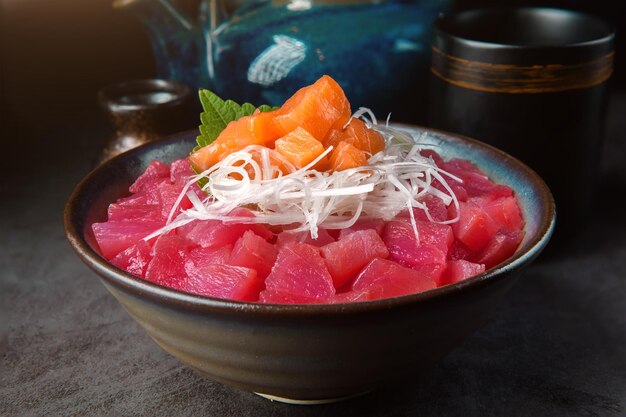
1;94;625;417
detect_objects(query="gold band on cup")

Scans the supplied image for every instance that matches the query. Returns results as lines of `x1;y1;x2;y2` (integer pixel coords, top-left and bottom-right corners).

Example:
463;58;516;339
431;46;614;94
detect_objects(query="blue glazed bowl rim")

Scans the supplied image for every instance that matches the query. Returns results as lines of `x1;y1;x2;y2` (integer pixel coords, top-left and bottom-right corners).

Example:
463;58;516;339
64;125;555;317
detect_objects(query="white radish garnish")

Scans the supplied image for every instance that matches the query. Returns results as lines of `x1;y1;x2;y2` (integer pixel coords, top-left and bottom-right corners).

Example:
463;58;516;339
147;117;462;242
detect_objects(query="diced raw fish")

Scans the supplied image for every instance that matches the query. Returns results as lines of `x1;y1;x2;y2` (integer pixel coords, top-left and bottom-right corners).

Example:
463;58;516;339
477;231;525;269
259;289;327;304
337;218;385;240
440;260;485;286
382;221;447;284
129;160;170;193
415;220;454;254
179;210;272;249
481;196;525;233
450;202;498;252
450;184;469;202
154;180;195;221
332;288;373;303
184;245;232;277
107;203;162;222
260;242;335;303
443;159;513;199
448;240;473;261
110;239;153;277
229;231;278;279
320;229;389;289
169;158;195;184
351;258;437;299
400;194;450;223
144;234;193;290
184;264;263;301
419;149;444;166
276;228;335;247
92;219;164;260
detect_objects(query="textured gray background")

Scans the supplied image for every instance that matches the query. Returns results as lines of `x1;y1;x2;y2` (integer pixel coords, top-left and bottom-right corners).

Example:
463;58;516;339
1;95;625;416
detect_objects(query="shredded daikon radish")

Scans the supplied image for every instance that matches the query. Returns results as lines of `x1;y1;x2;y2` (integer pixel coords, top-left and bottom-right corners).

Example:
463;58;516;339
148;116;462;241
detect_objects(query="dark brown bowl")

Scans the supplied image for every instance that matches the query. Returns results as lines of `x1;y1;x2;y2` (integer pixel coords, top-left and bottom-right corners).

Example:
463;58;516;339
64;125;555;404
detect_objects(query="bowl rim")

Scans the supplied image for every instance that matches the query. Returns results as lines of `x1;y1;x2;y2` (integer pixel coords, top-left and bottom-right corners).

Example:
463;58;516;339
64;125;555;317
434;7;615;51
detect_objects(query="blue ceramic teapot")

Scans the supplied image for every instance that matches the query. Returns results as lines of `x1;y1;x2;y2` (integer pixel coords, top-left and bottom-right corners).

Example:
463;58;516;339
115;0;452;120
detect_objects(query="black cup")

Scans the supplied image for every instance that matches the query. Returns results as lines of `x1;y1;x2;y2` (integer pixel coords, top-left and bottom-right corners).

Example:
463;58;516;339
428;8;615;241
97;79;198;164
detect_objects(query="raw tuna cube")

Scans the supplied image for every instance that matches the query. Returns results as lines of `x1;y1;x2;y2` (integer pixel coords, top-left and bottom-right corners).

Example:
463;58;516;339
155;181;194;221
259;289;326;304
400;194;450;223
382;221;447;283
185;245;232;277
477;231;525;269
276;228;335;247
415;220;454;254
461;172;513;199
443;159;513;199
440;260;485;286
109;193;150;208
320;229;389;289
134;178;172;205
184;264;263;301
92;219;163;260
144;235;192;290
449;184;469;202
107;203;163;222
351;258;437;299
229;231;278;279
129;160;170;193
110;239;153;277
419;149;444;166
332;288;373;303
451;202;498;252
482;196;524;233
170;158;195;184
448;240;473;261
185;220;243;247
260;242;335;303
337;218;385;240
179;214;270;249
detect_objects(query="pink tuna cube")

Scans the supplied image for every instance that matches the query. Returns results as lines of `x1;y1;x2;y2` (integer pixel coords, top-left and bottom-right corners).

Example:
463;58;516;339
129;160;170;194
337;218;385;240
144;234;193;290
351;258;437;299
260;243;335;303
382;221;447;283
229;231;278;279
440;260;485;286
92;219;164;260
110;239;154;277
185;245;233;276
275;228;335;248
320;229;389;289
477;230;525;269
184;264;263;301
450;202;498;252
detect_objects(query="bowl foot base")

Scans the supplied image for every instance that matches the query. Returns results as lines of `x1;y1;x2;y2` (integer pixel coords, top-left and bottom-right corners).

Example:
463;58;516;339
255;390;372;405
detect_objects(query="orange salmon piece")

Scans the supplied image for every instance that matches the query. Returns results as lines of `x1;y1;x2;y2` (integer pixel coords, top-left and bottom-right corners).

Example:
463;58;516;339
190;111;279;172
272;75;351;142
324;118;385;156
329;141;368;172
274;127;328;171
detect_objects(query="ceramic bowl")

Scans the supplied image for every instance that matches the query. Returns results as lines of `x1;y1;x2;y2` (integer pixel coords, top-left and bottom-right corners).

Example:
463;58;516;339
64;126;555;404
